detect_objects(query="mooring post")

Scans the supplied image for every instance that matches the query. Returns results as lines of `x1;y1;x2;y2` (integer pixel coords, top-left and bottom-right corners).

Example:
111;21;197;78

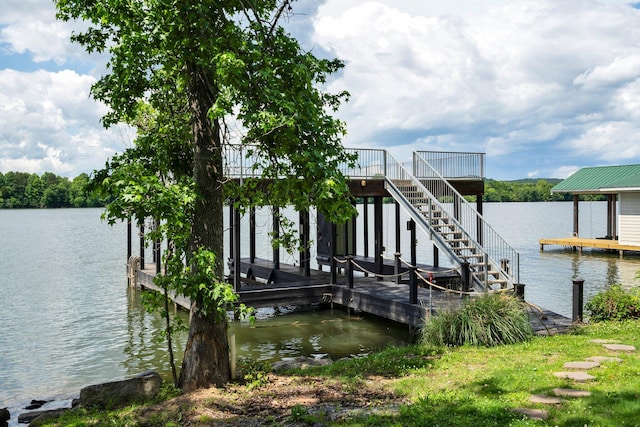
514;283;525;300
461;262;470;298
347;255;354;289
330;222;337;285
572;278;584;323
394;252;402;284
127;219;132;262
410;266;418;304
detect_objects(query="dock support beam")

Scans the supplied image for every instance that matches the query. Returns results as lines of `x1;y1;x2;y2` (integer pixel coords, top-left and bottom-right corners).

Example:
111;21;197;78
330;222;337;285
272;206;280;270
573;195;579;237
374;196;384;280
139;222;145;270
461;262;470;297
299;209;310;276
249;207;256;264
234;205;241;291
409;219;418;305
127;219;132;261
363;197;369;277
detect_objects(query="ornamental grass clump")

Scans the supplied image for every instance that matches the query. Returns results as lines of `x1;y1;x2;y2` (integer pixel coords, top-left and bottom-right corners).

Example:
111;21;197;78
585;284;640;322
421;293;533;347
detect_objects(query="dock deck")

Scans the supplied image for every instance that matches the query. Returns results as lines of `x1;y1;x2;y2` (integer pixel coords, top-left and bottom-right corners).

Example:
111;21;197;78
539;237;640;254
133;260;572;335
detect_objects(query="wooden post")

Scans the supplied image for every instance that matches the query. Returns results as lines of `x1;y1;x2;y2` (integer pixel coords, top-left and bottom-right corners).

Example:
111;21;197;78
229;203;234;267
410;266;418;304
233;205;241;292
572;278;584;323
409;219;418;304
461;262;470;298
330;222;337;285
394;252;402;284
514;283;525;300
374;196;384;280
127;219;132;261
573;194;579;237
476;196;483;245
139;222;145;270
363;197;369;258
299;209;310;276
249;206;256;264
433;244;439;268
351;200;357;256
154;219;161;275
347;255;354;289
272;206;280;270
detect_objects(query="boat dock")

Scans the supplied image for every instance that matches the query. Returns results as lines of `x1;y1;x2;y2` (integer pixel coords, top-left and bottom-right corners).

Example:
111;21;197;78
129;148;572;335
539;237;640;255
131;258;572;335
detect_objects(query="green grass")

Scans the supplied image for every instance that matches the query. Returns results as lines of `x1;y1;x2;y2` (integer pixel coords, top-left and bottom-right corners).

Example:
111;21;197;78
38;321;640;426
328;320;640;426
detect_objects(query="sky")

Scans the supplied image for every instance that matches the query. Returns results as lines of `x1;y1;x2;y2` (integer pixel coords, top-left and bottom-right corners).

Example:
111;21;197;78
2;0;640;180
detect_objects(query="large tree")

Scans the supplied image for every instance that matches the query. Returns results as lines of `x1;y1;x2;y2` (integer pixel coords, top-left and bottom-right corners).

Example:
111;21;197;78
56;0;355;390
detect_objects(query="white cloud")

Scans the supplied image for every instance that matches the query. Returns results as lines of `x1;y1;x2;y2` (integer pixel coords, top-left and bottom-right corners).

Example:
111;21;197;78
2;0;640;179
313;0;640;177
0;69;127;176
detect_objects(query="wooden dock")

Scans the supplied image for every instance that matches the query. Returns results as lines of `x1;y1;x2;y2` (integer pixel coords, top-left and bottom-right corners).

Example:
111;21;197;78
539;237;640;255
133;259;572;335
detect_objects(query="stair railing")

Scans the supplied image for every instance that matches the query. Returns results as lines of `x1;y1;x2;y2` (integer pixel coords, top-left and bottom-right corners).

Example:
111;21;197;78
412;151;519;286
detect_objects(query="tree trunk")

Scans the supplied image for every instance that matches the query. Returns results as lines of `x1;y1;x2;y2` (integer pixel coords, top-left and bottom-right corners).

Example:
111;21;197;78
179;61;230;391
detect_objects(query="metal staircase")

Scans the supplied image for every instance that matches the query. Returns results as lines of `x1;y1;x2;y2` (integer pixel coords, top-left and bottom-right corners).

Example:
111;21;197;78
383;151;519;292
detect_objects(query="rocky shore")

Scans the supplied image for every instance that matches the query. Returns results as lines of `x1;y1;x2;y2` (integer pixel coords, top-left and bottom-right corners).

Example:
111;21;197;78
2;370;162;427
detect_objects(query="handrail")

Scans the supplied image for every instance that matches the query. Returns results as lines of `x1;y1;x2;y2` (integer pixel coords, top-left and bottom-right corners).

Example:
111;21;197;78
412;152;519;285
415;150;485;179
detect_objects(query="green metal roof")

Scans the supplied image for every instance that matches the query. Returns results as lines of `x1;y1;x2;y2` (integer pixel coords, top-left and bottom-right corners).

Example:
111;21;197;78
551;164;640;193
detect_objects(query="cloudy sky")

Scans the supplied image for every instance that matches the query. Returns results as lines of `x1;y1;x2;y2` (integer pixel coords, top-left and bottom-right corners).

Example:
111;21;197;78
2;0;640;180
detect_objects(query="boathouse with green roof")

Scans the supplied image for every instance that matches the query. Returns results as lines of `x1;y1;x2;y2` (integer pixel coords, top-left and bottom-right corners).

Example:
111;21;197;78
539;164;640;253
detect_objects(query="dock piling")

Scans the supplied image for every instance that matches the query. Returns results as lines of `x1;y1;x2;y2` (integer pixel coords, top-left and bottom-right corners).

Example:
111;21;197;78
572;278;584;323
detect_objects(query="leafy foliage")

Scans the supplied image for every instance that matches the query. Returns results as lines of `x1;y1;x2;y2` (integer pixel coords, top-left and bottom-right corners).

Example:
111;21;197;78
585;284;640;322
420;293;533;347
56;0;356;389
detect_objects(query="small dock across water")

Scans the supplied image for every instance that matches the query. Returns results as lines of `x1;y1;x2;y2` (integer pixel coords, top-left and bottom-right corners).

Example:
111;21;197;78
539;237;640;256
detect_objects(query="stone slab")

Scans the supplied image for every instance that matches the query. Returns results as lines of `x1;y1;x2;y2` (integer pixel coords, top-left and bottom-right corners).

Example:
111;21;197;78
530;394;563;404
586;356;622;363
563;361;600;370
590;339;619;344
553;371;596;382
513;408;549;420
553;388;592;398
602;344;635;352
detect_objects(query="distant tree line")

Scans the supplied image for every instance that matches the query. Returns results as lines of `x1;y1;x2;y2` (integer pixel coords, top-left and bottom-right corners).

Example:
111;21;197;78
0;172;606;209
0;171;107;208
483;179;605;202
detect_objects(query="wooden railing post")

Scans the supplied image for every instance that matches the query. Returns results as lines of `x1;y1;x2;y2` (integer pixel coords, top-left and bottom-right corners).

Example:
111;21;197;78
347;256;354;289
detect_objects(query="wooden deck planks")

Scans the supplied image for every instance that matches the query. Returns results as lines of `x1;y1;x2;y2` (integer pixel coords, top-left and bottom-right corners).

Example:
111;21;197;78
539;237;640;253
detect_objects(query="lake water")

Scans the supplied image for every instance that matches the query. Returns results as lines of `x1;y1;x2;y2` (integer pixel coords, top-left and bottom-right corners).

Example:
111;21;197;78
1;202;639;423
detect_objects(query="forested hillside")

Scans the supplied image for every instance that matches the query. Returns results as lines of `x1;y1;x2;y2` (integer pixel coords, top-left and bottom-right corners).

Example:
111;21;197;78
0;172;605;208
0;171;106;208
483;178;605;202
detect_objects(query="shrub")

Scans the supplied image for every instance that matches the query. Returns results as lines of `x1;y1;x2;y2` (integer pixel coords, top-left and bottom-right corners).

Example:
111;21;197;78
420;293;533;347
585;284;640;322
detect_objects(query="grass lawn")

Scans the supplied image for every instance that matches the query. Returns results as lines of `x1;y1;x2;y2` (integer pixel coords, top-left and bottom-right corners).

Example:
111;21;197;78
38;320;640;426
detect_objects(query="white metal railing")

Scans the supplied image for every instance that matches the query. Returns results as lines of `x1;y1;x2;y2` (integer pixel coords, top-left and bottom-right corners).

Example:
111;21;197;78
412;152;519;285
415;150;485;179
